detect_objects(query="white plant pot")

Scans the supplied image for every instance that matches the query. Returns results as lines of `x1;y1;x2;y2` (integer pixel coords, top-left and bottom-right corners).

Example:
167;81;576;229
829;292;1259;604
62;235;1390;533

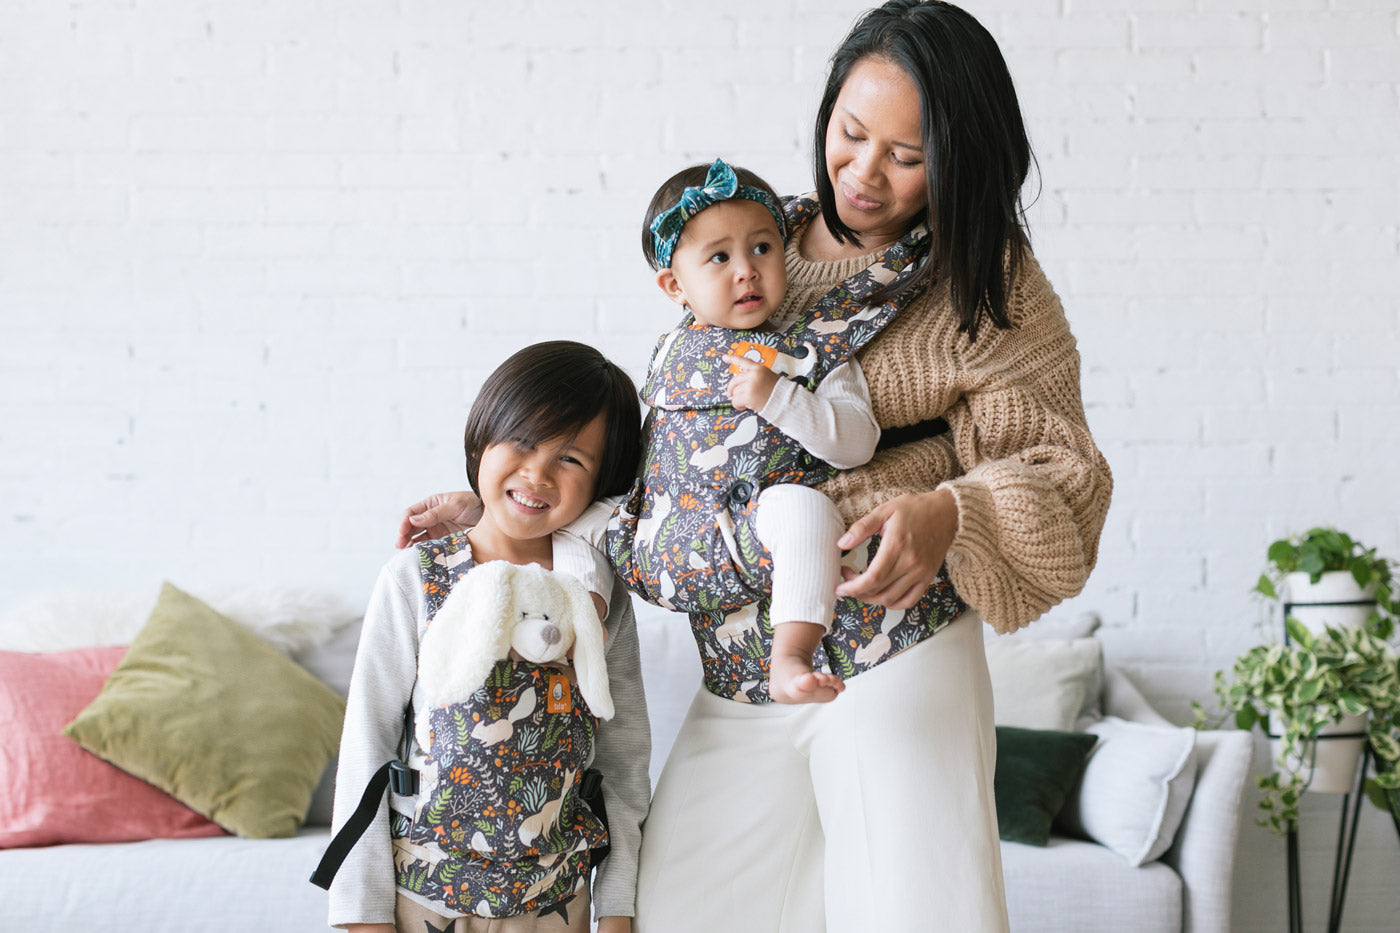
1283;570;1377;636
1269;711;1368;794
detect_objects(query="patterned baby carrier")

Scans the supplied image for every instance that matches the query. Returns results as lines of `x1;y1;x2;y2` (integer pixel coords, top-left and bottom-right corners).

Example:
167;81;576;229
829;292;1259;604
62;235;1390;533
389;534;608;919
607;195;967;703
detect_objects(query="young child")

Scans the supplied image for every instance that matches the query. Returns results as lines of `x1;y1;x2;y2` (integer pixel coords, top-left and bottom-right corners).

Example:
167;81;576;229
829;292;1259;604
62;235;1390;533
324;341;647;933
571;158;882;704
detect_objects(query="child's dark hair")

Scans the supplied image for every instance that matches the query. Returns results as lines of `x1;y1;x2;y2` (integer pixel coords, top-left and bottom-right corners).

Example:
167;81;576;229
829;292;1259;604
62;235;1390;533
640;162;785;271
463;341;642;499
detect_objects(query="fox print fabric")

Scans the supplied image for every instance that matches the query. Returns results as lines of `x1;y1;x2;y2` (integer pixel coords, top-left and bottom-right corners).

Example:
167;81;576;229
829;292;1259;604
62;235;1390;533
608;195;967;702
392;536;607;918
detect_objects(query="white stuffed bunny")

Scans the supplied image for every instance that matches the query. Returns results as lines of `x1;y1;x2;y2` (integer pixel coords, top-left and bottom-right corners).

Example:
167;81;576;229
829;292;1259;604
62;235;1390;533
414;561;612;751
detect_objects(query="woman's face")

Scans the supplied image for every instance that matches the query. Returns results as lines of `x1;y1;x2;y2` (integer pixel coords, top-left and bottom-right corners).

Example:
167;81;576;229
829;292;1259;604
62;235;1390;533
824;56;929;247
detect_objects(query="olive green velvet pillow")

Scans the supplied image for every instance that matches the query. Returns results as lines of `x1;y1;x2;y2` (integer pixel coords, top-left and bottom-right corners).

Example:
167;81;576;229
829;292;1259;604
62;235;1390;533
64;582;346;838
993;725;1098;846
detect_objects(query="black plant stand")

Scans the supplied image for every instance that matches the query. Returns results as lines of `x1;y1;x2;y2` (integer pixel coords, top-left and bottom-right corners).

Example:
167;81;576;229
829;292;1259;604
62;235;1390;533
1285;742;1400;933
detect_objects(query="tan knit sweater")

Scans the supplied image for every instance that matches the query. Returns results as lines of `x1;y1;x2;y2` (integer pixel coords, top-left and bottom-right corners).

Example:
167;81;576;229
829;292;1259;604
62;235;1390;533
776;220;1113;635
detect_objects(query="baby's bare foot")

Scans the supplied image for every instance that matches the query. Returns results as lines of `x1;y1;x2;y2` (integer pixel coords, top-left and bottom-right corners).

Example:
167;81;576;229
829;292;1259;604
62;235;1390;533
769;655;846;704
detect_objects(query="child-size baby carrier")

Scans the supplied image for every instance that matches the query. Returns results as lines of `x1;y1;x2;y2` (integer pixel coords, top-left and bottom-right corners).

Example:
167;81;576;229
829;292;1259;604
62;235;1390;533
312;536;609;919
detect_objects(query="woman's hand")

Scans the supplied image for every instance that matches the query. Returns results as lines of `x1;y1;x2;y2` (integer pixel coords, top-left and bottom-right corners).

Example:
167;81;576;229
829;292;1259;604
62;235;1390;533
835;487;959;609
597;917;633;933
395;491;482;548
344;924;395;933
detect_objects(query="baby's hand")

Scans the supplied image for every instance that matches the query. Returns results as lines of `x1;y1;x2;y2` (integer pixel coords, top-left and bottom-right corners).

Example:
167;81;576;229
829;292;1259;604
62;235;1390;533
721;353;781;411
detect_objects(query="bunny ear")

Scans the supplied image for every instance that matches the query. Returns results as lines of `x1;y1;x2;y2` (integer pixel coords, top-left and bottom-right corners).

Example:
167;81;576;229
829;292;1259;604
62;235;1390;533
418;560;517;741
562;576;613;720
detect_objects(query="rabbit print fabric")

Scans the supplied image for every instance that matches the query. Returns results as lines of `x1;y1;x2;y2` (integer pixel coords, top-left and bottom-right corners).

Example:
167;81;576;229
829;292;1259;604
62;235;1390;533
607;195;967;703
392;536;606;918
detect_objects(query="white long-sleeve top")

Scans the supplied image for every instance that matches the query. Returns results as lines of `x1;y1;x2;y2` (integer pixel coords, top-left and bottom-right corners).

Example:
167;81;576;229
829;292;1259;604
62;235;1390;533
754;357;879;471
326;540;651;926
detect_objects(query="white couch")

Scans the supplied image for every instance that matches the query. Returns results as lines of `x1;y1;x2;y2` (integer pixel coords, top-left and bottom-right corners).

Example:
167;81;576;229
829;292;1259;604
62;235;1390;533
0;600;1252;932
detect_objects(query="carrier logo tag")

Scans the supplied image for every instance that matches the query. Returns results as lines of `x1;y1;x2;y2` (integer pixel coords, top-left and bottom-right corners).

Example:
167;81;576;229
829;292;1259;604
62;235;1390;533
547;673;572;714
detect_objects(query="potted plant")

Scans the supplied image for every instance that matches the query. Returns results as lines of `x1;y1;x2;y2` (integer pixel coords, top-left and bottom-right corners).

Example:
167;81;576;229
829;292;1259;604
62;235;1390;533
1254;527;1397;641
1194;528;1400;834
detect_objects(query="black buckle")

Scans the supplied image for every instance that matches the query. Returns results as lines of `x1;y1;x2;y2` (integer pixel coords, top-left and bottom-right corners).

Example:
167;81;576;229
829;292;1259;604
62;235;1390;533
388;760;418;796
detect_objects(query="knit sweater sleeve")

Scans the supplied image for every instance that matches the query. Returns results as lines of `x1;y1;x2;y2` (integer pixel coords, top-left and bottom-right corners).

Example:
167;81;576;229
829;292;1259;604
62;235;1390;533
822;253;1112;634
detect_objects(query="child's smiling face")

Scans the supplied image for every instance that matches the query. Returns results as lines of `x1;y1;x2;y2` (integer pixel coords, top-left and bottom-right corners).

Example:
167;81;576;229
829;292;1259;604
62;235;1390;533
656;200;788;331
471;412;608;549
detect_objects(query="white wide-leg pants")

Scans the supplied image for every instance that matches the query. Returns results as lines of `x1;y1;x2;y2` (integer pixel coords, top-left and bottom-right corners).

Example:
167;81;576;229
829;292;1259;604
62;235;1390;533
634;610;1008;933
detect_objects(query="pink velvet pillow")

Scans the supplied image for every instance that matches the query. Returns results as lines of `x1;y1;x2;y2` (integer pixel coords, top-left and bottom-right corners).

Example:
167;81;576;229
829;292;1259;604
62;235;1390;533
0;646;226;848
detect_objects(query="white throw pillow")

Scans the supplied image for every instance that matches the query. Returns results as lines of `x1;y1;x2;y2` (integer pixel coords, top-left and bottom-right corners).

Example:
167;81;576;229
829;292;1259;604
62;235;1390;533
985;637;1102;732
0;586;358;654
1056;716;1199;866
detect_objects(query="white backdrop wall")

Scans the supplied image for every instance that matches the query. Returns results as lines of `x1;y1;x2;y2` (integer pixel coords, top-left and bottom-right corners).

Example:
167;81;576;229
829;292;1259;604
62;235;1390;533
2;1;1398;928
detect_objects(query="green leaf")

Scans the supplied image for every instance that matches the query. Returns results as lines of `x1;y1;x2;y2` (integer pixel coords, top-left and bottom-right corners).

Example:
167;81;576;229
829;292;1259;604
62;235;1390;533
1285;615;1313;648
1364;779;1391;812
1255;574;1277;599
1267;539;1296;567
1235;705;1260;731
1370;731;1400;761
1350;557;1373;587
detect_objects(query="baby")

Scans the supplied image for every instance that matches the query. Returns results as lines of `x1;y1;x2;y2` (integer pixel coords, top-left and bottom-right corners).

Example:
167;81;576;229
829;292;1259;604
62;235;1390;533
580;158;882;703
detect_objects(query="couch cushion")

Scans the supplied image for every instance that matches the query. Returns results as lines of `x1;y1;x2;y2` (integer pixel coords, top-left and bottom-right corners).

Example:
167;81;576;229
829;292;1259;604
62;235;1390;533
0;828;334;930
1056;716;1199;866
63;583;346;838
0;646;225;849
985;636;1103;731
994;726;1097;846
1001;837;1183;933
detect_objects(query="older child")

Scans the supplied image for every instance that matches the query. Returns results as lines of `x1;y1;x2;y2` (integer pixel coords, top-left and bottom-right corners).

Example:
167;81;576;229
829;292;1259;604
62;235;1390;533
568;158;882;704
324;341;648;932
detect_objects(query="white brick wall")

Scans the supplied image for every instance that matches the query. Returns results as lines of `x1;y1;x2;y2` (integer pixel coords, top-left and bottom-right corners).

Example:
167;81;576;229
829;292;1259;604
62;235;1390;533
2;1;1397;927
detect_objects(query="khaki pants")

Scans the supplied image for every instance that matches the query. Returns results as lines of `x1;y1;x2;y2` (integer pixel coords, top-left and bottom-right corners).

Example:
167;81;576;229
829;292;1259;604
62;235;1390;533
395;891;591;933
635;611;1009;933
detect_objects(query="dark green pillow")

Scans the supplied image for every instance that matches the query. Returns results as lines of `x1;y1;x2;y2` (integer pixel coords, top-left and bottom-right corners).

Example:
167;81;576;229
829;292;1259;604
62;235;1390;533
994;724;1098;846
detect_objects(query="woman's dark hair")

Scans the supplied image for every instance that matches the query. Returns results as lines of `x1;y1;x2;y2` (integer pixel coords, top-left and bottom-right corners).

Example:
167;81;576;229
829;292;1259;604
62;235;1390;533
814;0;1034;338
463;340;642;499
640;162;785;271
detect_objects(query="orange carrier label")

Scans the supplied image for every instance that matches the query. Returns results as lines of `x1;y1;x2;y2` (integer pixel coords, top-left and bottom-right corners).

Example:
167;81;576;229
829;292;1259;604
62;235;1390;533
546;673;572;714
727;341;778;373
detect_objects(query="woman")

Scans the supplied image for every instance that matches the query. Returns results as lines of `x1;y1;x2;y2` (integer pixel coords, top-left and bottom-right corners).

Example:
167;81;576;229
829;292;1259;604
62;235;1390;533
400;3;1111;930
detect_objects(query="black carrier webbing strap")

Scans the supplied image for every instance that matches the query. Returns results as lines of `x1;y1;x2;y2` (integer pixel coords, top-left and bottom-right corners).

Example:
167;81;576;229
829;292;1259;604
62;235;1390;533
309;761;392;890
309;705;416;891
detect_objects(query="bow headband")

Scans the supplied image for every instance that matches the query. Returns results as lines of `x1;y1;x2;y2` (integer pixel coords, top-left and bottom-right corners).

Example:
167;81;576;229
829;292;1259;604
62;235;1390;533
649;158;788;268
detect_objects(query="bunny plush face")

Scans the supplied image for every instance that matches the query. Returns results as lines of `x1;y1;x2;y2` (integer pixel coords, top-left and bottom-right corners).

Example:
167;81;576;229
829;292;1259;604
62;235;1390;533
416;560;615;743
511;600;572;667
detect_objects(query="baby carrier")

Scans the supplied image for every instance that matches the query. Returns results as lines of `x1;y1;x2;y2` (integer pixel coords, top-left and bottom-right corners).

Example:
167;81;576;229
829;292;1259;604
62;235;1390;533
312;538;610;919
608;195;967;702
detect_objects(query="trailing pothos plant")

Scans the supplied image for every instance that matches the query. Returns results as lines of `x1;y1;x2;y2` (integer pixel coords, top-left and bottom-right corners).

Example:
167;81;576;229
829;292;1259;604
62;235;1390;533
1194;529;1400;834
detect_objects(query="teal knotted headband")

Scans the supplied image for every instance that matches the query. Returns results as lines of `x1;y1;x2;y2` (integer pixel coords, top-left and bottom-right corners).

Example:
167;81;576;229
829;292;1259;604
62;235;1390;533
649;158;788;268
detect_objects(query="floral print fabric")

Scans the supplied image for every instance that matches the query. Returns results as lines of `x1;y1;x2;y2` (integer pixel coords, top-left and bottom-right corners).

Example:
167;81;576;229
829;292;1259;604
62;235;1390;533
392;535;607;918
607;195;966;702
